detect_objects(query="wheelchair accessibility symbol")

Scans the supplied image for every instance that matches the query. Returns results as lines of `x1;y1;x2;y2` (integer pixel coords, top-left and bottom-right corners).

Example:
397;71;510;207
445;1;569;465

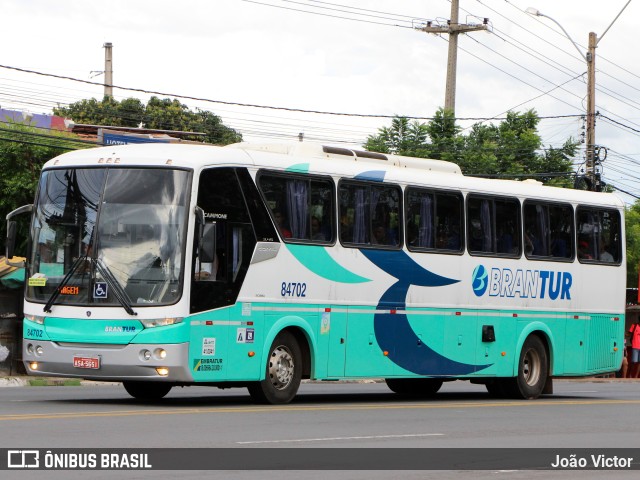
93;282;108;299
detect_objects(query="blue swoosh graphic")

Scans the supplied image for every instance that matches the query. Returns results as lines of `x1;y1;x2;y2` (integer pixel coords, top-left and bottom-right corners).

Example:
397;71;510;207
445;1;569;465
360;249;492;375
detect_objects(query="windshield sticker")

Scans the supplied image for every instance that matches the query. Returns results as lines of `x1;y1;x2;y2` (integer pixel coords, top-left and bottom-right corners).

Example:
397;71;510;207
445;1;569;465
93;282;108;299
28;274;47;287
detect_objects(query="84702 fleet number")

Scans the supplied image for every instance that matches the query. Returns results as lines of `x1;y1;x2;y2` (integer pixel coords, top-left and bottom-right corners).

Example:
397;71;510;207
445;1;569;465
281;282;307;297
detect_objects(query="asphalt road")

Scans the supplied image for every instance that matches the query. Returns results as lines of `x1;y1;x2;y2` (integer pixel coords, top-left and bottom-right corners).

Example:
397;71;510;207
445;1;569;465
1;379;639;479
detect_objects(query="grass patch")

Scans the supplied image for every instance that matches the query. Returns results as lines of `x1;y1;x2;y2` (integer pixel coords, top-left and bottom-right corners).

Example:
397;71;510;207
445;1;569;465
28;378;82;387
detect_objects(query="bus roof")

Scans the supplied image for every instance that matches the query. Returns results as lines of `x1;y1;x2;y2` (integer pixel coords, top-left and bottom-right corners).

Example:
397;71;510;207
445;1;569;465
42;142;624;209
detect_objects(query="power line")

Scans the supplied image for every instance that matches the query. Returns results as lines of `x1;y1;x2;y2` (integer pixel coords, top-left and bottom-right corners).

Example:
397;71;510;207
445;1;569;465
0;63;587;122
240;0;413;28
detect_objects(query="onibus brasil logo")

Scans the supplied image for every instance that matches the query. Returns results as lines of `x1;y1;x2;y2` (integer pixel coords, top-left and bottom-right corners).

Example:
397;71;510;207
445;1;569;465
472;264;573;300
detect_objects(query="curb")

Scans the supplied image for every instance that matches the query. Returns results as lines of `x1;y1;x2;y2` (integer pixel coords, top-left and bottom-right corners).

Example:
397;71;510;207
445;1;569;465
0;376;122;387
0;377;29;387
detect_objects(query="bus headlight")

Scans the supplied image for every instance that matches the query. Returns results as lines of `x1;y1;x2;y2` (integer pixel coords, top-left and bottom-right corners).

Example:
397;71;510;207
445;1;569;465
154;348;167;360
140;317;183;328
35;346;44;356
27;344;34;355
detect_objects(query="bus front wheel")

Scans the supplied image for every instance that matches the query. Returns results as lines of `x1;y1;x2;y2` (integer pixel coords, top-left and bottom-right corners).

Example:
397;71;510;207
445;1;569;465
123;381;172;400
248;331;302;405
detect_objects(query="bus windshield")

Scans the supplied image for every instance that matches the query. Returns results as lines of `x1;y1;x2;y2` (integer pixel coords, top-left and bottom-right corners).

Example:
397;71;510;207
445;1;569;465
26;167;191;308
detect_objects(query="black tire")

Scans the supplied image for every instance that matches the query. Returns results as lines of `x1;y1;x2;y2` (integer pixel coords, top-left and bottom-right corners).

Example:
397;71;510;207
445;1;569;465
123;381;172;400
385;378;443;397
248;331;302;404
510;335;548;399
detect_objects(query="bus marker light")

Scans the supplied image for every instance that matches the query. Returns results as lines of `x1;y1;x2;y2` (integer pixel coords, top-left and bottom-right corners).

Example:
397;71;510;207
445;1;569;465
513;313;518;317
247;321;254;326
156;367;169;376
206;321;213;326
390;309;396;315
29;362;39;370
383;351;389;356
455;312;461;316
501;352;506;356
325;308;331;312
26;314;45;324
614;347;618;352
248;351;255;357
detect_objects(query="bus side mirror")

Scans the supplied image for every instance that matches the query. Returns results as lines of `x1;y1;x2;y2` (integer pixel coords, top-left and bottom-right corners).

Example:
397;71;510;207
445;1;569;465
6;220;17;259
200;223;216;263
6;203;33;267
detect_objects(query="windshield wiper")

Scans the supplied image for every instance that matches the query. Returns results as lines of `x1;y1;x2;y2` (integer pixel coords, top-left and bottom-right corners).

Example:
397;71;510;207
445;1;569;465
94;258;137;316
43;254;88;313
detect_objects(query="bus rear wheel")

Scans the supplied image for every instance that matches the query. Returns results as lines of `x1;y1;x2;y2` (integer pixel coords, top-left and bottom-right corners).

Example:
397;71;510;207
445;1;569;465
385;378;443;397
248;331;302;405
507;335;548;399
123;381;172;400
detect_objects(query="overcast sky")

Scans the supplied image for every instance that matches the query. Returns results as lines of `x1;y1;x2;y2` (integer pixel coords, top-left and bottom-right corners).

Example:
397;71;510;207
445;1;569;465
2;0;639;201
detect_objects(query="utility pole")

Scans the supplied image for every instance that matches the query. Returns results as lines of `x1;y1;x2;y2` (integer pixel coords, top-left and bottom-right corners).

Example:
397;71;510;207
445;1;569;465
103;42;113;99
527;1;630;191
418;0;488;114
585;32;598;191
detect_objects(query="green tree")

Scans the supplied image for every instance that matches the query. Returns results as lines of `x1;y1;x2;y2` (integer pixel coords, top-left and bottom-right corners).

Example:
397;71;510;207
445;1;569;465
363;116;430;157
54;96;242;145
0;121;86;249
424;108;463;162
365;109;578;182
626;201;640;287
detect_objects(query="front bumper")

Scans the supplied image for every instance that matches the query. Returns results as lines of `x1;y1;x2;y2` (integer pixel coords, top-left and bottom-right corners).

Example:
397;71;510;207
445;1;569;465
22;340;193;382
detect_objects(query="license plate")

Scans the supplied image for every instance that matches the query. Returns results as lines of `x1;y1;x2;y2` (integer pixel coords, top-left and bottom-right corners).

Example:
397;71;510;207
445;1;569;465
73;356;100;369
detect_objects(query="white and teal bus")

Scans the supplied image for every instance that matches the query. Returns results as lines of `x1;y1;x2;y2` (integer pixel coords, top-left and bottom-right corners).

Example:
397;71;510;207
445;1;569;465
7;142;625;403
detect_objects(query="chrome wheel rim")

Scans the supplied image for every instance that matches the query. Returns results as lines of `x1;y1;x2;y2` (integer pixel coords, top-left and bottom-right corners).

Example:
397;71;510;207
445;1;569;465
522;348;541;386
268;345;294;390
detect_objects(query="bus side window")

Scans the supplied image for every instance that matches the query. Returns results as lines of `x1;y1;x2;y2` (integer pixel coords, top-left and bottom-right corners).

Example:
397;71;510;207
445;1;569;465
257;172;335;244
467;195;520;257
339;181;401;248
405;187;463;253
576;206;621;264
